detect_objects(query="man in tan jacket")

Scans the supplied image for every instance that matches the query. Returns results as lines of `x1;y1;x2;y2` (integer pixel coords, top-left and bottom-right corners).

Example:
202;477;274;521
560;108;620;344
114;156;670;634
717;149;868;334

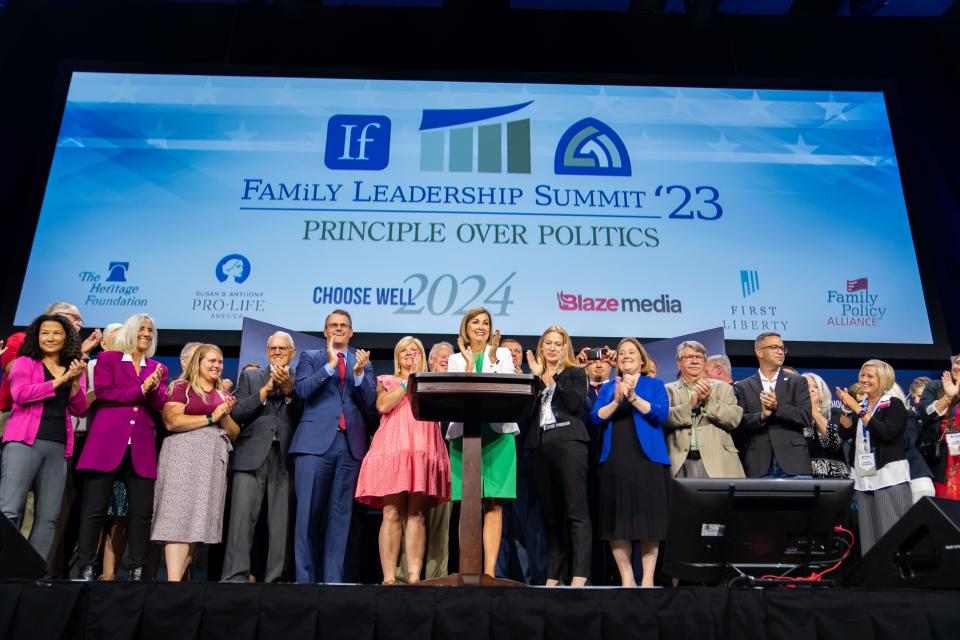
664;341;745;478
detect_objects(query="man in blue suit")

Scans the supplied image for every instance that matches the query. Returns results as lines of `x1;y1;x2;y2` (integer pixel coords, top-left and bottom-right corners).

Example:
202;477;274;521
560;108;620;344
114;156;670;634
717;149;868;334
291;309;377;583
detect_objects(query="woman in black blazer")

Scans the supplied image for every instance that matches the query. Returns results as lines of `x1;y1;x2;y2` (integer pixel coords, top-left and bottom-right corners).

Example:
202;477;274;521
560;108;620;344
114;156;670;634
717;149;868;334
835;359;912;554
524;325;592;587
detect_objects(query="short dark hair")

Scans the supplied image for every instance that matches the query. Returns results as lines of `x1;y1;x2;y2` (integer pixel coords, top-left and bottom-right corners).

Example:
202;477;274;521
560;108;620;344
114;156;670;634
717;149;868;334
754;331;781;350
17;314;82;365
325;309;352;327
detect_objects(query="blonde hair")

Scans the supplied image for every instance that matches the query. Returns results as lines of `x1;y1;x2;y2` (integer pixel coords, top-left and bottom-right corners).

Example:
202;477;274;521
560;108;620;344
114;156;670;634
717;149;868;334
534;326;578;371
113;313;158;358
176;344;228;405
393;336;427;376
616;337;651;376
860;359;895;394
458;307;493;348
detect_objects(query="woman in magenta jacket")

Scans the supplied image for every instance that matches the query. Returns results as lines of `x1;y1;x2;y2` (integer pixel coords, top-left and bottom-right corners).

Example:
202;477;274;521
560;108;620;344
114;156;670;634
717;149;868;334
75;313;167;581
0;314;87;562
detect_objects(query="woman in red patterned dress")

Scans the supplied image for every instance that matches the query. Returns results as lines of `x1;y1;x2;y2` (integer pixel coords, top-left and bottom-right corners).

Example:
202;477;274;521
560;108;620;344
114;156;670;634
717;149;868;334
355;336;451;583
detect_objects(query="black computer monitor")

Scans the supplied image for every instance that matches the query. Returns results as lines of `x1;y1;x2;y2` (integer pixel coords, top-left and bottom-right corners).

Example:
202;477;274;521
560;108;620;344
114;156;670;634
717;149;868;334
664;478;855;584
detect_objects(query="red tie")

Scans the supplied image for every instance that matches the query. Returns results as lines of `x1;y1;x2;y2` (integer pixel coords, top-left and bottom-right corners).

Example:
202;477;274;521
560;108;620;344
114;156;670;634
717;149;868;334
337;352;347;430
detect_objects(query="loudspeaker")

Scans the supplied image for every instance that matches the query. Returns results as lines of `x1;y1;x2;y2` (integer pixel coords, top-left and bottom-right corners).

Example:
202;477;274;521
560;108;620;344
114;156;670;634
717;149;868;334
0;516;46;579
851;497;960;588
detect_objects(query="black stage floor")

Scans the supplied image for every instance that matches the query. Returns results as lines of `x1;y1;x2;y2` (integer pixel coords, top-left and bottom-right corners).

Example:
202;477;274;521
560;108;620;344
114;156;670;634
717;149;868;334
2;581;957;640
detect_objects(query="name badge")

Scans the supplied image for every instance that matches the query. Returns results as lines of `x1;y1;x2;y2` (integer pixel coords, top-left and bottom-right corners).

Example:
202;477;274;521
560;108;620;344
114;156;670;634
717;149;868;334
946;432;960;456
857;452;877;476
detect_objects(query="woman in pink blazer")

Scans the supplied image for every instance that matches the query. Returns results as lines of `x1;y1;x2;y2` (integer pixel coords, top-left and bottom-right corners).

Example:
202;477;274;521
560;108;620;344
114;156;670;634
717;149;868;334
75;313;167;581
0;314;87;562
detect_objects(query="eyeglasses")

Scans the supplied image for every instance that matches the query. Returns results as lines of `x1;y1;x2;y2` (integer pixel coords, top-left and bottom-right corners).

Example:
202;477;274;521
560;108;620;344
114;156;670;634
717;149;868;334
326;322;351;329
760;345;787;353
267;346;292;352
61;312;82;322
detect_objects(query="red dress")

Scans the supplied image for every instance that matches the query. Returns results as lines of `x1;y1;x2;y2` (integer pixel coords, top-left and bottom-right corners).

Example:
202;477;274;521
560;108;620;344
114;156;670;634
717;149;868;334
354;375;451;509
934;408;960;500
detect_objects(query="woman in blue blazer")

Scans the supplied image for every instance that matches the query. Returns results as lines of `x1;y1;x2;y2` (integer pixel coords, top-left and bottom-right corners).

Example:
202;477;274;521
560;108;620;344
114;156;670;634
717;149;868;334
590;337;670;587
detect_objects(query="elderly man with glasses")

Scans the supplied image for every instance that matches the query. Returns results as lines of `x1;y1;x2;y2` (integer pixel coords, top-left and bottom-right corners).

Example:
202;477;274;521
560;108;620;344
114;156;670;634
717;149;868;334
734;332;814;478
221;331;302;583
664;341;745;479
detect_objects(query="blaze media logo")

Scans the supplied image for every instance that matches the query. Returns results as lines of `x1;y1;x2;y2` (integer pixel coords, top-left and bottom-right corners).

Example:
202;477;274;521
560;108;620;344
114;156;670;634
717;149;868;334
215;254;251;284
740;270;760;298
554;117;631;177
324;115;391;171
106;262;129;282
419;101;533;174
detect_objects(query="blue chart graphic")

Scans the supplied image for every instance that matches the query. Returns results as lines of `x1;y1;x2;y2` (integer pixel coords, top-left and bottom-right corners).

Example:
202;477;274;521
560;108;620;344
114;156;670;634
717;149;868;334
15;73;932;345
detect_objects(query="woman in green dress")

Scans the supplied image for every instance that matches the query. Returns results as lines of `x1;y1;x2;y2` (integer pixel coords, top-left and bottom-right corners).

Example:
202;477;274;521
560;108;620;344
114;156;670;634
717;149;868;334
446;307;518;577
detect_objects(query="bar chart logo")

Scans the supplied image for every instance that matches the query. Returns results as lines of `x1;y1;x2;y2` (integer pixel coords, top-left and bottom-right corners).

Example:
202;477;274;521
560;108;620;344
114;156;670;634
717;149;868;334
740;270;760;298
418;101;533;174
554;117;631;177
324;114;391;171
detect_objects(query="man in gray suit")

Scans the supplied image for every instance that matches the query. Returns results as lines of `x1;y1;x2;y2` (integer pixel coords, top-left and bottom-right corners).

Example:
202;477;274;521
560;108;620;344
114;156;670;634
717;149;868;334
222;331;302;582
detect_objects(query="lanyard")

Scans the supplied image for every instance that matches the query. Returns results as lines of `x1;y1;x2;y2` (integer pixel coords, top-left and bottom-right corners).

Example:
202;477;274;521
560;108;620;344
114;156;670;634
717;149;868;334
860;397;883;446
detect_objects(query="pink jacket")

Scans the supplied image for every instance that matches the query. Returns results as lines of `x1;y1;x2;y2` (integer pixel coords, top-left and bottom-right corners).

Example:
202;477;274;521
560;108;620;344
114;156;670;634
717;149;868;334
2;356;88;457
76;351;167;478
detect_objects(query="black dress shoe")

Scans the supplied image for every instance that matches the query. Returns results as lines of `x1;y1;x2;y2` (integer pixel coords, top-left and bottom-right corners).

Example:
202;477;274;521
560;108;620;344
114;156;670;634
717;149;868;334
128;567;144;582
78;566;97;582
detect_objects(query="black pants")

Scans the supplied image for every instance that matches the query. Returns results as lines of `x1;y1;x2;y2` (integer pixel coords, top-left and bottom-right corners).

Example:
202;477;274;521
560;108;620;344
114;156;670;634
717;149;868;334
77;448;155;570
529;432;592;581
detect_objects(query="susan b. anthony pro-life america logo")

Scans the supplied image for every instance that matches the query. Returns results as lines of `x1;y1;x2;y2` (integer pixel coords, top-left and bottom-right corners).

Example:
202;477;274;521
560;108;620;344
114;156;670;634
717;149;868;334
192;254;265;321
215;254;251;284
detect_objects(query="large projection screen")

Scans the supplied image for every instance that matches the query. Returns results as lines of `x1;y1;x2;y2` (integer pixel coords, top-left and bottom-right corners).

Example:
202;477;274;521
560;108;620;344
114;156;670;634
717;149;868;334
14;71;937;352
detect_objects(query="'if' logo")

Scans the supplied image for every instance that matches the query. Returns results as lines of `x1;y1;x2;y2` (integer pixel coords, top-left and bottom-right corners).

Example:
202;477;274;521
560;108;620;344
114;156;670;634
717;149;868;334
324;115;391;171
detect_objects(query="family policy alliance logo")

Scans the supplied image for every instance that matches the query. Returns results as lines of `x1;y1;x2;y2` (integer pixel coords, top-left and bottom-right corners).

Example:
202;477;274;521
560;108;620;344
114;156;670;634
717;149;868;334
826;277;887;327
215;254;251;284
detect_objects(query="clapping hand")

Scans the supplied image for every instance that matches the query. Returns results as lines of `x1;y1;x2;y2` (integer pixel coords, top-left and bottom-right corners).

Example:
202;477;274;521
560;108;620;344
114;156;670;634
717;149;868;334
759;389;777;420
211;396;236;423
619;373;638;403
835;386;862;414
808;383;820;415
488;329;502;361
457;337;475;371
525;350;544;377
80;328;102;357
142;364;164;393
942;371;958;399
0;339;5;358
694;378;711;403
326;340;339;369
353;349;370;376
272;365;293;394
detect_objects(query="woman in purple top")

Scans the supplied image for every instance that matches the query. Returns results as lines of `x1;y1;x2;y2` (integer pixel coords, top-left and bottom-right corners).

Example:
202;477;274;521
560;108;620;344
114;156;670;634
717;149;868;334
154;344;239;581
75;313;167;581
0;314;87;561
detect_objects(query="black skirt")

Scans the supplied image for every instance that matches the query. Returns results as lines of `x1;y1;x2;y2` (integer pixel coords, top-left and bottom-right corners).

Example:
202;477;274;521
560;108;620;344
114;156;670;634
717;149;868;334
598;405;669;541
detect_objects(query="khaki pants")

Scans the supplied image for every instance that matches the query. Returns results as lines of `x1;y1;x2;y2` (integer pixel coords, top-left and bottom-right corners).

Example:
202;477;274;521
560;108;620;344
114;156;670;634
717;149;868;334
396;500;452;582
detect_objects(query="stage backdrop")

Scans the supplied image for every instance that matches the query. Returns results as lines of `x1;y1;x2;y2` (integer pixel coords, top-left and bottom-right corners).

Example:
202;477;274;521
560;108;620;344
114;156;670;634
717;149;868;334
15;72;932;346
